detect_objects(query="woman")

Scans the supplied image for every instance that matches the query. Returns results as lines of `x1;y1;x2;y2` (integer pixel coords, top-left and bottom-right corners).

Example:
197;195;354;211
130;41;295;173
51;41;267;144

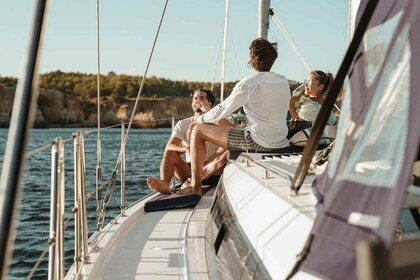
178;38;291;196
289;70;337;125
288;70;337;146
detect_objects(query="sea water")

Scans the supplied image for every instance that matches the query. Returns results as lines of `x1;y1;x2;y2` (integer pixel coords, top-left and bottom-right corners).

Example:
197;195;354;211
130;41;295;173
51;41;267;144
0;127;171;279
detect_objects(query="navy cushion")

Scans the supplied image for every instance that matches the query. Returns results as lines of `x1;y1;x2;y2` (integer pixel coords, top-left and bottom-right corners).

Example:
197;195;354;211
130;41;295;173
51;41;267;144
144;176;219;212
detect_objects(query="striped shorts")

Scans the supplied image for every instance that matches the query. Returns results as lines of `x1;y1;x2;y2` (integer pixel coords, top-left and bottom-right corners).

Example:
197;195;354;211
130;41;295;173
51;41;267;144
227;127;277;152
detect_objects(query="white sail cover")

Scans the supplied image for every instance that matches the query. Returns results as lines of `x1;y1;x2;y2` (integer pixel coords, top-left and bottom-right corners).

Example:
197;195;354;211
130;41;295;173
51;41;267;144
300;0;420;279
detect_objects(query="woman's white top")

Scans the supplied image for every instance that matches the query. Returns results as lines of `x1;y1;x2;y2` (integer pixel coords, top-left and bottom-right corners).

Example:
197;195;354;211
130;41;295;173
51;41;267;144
297;96;337;125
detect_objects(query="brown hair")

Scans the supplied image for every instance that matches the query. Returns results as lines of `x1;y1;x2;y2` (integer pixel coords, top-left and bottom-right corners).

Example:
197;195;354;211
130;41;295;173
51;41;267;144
190;89;216;106
249;38;278;71
311;70;334;95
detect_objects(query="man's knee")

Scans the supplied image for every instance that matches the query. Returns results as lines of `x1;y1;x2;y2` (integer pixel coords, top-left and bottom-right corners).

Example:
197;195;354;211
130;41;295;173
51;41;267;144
163;149;179;159
192;123;206;132
191;123;206;138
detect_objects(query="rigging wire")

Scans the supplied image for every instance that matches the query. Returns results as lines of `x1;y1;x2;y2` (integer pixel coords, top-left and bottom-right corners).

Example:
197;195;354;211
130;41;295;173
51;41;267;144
270;9;312;72
210;33;223;92
95;0;103;230
97;0;170;227
270;9;341;113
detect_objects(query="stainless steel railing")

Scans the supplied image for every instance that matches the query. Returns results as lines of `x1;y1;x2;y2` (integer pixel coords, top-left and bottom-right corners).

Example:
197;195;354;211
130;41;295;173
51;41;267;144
48;138;65;280
120;123;126;216
8;117;173;279
72;131;89;276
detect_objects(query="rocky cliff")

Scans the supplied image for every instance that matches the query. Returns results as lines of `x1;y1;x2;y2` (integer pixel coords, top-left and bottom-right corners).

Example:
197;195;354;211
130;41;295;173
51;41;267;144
0;85;192;128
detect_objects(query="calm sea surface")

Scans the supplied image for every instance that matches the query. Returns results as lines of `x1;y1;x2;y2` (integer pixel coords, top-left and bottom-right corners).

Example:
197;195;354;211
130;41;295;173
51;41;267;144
0;127;171;279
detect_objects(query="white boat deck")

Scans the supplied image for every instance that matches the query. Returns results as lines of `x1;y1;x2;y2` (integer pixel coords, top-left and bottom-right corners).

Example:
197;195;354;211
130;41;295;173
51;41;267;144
66;152;326;280
66;189;215;280
222;153;322;279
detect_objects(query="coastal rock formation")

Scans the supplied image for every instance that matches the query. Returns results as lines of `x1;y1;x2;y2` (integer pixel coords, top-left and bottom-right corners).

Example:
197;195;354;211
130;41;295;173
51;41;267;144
0;85;193;128
0;85;14;127
38;89;85;126
0;85;48;127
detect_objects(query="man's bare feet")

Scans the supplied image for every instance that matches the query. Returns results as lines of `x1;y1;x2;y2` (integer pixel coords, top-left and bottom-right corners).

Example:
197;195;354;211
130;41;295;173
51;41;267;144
180;178;191;190
176;185;203;196
146;177;172;195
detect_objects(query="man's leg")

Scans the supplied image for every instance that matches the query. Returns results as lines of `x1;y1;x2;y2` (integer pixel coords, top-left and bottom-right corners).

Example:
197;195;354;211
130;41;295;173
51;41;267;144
147;149;190;194
178;124;230;195
202;148;228;180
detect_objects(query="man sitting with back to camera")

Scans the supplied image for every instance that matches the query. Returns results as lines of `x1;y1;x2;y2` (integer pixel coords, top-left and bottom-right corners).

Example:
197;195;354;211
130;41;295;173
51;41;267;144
146;89;232;194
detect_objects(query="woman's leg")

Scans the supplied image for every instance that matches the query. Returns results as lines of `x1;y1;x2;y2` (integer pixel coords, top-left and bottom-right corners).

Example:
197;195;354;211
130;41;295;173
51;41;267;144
178;123;230;195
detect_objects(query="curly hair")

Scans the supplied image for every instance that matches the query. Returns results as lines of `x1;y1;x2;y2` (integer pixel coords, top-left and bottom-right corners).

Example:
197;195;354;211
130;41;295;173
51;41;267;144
249;38;278;71
190;89;216;106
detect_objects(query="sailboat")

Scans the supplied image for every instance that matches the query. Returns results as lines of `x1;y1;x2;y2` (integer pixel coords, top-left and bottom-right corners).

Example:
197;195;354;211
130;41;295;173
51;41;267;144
1;0;420;279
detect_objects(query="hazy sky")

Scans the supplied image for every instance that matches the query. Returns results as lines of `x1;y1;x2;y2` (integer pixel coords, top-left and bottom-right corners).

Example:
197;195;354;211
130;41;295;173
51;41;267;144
0;0;349;83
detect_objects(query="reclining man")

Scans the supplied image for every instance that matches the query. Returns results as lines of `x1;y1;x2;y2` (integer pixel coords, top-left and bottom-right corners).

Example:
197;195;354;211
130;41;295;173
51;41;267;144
146;89;231;194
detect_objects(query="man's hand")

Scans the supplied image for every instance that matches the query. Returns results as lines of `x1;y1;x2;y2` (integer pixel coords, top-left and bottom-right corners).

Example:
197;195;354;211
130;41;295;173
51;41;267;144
197;99;212;113
182;145;190;156
187;122;198;141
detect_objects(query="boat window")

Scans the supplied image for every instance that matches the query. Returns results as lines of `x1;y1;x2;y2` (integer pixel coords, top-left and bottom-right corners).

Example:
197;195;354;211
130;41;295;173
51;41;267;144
327;78;352;178
363;11;403;87
341;24;411;188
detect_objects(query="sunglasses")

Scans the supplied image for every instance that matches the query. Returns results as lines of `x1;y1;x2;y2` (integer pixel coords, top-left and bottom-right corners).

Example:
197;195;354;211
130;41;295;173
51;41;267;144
304;79;316;85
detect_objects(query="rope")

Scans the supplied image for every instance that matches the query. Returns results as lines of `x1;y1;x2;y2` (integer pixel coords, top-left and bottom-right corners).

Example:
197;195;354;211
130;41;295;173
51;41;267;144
26;244;49;280
270;9;312;72
97;0;170;228
26;215;73;279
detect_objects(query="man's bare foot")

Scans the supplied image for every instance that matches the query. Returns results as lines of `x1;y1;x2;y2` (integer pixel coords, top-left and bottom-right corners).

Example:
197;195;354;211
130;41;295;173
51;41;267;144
176;185;203;196
146;177;172;195
202;159;225;180
180;178;191;190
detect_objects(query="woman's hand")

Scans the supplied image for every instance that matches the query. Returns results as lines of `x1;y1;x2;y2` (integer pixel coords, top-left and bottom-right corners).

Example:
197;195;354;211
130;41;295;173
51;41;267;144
289;96;301;119
289;108;300;119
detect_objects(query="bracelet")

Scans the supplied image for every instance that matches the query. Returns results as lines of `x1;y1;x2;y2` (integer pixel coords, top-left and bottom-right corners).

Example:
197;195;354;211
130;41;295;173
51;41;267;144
289;108;296;111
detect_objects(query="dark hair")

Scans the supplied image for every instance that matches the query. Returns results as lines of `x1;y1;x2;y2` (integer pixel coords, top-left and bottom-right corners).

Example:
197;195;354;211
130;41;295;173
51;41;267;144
311;70;334;95
249;38;278;71
190;89;216;106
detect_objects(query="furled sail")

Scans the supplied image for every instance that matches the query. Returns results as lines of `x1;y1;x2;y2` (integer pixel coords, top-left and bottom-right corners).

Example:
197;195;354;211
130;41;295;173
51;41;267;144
299;0;420;279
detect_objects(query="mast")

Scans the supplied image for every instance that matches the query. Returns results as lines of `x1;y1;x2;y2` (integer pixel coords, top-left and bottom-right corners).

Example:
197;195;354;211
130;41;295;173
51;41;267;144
348;0;361;44
0;0;50;277
220;0;229;102
258;0;271;39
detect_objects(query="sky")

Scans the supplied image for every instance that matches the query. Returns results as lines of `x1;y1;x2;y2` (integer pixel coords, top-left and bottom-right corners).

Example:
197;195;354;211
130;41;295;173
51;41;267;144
0;0;349;83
